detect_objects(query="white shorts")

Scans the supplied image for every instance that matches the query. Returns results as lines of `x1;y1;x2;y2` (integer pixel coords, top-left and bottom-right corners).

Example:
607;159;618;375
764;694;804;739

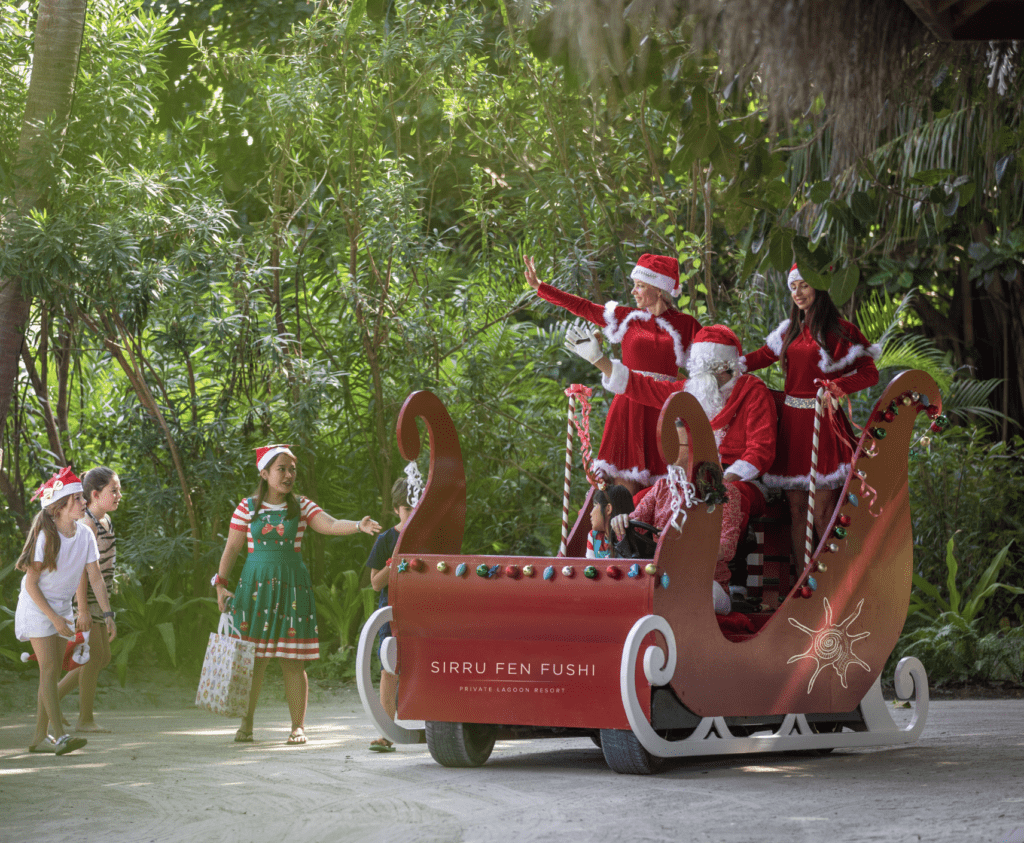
14;591;73;641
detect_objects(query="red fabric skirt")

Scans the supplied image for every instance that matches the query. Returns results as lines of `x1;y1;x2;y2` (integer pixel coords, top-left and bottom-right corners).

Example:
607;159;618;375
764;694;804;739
763;402;858;491
593;394;667;487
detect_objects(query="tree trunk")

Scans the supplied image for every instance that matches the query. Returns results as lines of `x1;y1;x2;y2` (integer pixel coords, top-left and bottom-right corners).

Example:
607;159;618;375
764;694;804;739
0;0;88;433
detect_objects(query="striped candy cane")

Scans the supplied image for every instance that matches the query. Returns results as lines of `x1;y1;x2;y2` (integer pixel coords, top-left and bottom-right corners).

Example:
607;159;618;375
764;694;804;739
558;395;575;557
803;386;826;570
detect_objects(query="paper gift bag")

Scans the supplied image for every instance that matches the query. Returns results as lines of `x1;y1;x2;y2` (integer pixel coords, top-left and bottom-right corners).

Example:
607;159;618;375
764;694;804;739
195;614;256;717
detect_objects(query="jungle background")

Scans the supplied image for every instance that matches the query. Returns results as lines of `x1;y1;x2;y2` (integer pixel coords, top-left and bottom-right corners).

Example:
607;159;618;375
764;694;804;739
1;0;1022;691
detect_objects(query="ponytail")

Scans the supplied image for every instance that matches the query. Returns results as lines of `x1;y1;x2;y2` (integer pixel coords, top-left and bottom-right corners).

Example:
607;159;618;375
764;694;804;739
15;499;70;573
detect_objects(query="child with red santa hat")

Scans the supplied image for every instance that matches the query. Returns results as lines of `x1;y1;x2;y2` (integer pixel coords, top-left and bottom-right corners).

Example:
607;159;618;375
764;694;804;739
525;253;700;492
14;467;117;755
741;263;880;566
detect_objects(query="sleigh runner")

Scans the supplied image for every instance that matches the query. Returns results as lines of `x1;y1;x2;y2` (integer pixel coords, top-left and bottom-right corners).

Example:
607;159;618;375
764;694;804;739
356;371;938;774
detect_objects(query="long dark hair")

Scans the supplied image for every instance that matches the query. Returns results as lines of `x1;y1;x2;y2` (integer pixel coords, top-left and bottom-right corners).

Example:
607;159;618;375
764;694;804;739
16;496;74;573
594;484;634;521
251;453;300;519
779;288;855;376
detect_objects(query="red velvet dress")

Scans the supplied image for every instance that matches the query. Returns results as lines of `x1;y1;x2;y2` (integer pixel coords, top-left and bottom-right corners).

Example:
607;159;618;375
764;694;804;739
742;319;880;490
538;283;700;485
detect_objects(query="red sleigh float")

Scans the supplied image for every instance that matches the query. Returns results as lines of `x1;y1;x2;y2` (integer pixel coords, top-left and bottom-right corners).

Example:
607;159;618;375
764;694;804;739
356;370;938;773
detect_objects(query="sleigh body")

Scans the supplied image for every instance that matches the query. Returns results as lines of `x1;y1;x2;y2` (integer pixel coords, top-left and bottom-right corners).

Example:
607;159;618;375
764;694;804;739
356;371;937;773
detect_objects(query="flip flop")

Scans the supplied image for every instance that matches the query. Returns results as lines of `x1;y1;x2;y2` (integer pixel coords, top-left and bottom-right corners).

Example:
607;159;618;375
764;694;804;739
369;738;395;753
286;728;307;746
29;737;59;754
53;734;87;756
234;729;253;743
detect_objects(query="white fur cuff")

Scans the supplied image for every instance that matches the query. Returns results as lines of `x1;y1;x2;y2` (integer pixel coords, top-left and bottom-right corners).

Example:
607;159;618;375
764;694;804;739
602;359;630;394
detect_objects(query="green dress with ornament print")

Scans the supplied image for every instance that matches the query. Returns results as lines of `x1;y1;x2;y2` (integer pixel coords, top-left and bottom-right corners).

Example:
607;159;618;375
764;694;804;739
230;497;319;660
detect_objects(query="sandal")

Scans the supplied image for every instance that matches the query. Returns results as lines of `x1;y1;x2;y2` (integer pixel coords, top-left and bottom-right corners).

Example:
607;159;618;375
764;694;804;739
53;734;87;756
29;736;59;754
286;728;307;746
369;737;395;752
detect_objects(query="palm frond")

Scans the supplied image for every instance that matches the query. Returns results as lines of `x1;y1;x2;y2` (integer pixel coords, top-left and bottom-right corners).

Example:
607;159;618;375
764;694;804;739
944;379;1015;428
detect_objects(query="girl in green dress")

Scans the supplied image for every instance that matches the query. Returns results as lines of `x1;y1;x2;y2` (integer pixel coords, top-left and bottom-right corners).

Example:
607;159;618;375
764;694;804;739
214;445;380;745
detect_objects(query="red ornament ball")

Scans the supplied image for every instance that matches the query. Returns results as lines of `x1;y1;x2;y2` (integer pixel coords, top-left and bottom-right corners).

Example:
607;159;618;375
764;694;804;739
287;627;297;639
838;514;852;527
800;586;813;598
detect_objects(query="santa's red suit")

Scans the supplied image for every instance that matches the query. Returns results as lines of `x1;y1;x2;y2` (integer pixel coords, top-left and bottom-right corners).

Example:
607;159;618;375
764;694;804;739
742;318;880;490
538;282;699;485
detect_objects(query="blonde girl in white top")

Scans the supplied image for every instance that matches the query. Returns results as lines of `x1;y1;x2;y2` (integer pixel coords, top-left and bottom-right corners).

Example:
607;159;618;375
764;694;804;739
14;468;117;755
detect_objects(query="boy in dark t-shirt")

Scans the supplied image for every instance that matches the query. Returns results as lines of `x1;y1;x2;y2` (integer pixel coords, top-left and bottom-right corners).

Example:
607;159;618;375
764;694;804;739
365;477;412;751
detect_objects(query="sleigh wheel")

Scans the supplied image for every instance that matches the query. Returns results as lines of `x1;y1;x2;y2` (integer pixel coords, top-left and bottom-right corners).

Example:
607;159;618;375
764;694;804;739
425;721;496;768
600;729;665;775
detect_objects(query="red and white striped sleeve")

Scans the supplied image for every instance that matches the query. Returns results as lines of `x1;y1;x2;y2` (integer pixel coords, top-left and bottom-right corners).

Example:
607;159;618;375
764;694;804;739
229;499;251;532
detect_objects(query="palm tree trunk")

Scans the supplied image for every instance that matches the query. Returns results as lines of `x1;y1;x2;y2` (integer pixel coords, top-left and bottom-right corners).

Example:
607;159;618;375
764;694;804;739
0;0;88;431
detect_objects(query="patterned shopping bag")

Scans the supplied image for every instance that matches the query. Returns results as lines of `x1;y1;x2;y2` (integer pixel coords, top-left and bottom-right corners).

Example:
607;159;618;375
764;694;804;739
195;614;256;717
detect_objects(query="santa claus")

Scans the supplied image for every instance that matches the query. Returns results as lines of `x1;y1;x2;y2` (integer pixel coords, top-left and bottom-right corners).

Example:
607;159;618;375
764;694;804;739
565;323;777;613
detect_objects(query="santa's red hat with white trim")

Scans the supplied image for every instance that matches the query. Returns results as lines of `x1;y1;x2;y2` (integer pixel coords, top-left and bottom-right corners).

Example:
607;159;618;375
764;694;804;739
630;253;681;298
255;444;295;472
787;262;802;288
31;466;83;509
685;325;745;420
687;324;744;375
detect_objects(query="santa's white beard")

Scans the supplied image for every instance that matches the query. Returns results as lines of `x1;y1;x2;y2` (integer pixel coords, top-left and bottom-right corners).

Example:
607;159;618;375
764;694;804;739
684;371;724;420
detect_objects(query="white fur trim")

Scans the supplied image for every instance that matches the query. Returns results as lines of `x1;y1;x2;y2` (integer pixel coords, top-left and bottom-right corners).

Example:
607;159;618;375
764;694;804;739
630;264;680;297
257;445;294;471
688;341;739;374
601;301;652;345
787;266;803;288
817;342;876;374
592;460;663;488
601;359;630;394
760;463;850;491
654;316;688;369
39;482;83;508
867;342;882;361
726;459;759;482
765;319;790;356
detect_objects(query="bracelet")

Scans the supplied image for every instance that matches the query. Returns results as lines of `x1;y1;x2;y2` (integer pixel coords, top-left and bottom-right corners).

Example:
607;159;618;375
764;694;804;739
211;573;230;588
103;611;115;619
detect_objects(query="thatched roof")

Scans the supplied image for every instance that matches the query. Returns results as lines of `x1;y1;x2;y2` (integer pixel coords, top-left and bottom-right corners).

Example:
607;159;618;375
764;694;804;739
529;0;1020;160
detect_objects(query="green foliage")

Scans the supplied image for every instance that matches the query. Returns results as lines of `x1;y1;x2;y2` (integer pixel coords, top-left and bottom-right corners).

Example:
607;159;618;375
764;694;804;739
109;576;213;685
890;536;1023;686
909;537;1022;625
314;570;376;652
909;428;1024;623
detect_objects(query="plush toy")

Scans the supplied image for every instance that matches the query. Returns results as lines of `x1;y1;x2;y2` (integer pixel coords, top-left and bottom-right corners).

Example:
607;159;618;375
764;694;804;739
21;630;90;671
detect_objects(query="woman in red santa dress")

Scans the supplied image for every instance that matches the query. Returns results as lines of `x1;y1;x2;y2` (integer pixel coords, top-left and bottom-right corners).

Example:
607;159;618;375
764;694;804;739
565;323;777;615
741;263;880;564
524;254;701;493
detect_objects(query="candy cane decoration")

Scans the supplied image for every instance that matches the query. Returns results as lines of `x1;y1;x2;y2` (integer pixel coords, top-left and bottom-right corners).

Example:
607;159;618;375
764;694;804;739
804;386;826;570
558;394;576;557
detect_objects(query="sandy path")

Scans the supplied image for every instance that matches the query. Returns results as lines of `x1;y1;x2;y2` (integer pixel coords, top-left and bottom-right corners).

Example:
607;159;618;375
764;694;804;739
1;683;1022;843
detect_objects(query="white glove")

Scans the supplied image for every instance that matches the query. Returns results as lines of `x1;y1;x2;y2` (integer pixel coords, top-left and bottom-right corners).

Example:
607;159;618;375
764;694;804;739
610;513;631;540
564;324;604;365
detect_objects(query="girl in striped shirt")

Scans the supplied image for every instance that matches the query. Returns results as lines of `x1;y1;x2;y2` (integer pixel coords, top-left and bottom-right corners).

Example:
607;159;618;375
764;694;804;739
213;445;380;745
58;467;121;732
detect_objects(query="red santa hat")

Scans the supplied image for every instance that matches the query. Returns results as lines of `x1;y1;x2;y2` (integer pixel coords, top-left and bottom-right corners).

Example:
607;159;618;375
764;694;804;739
629;253;681;298
31;466;83;509
787;262;802;288
685;325;744;421
687;325;744;375
22;630;90;671
255;444;295;472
